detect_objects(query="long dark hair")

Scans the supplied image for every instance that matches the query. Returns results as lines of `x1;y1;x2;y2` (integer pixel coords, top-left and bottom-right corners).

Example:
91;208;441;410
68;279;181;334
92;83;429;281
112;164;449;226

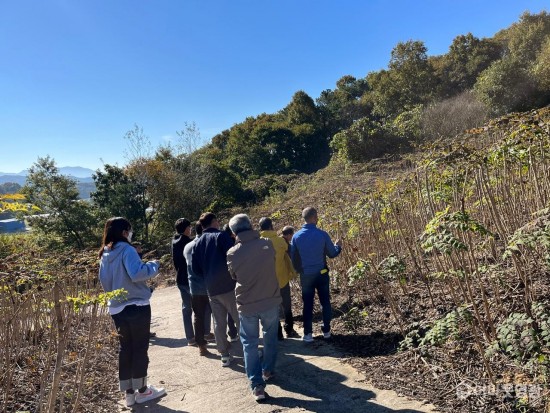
98;217;132;258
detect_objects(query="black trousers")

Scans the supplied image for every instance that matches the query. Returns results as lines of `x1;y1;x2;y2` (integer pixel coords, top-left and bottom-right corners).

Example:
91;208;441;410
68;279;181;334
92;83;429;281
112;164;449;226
278;283;294;336
111;304;151;391
191;294;210;346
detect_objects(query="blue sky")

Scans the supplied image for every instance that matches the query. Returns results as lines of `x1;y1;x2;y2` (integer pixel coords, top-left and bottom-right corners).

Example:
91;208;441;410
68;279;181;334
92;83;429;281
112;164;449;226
0;1;547;173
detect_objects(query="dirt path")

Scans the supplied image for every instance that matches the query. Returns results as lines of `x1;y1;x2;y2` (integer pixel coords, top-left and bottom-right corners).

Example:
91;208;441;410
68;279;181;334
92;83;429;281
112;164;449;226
121;286;436;413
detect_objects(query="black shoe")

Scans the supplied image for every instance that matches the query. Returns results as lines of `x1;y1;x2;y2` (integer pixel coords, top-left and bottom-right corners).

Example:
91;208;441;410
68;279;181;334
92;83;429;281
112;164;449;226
285;329;300;338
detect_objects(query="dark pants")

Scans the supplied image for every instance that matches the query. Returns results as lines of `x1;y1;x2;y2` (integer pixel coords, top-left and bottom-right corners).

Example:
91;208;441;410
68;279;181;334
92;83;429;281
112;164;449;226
300;273;331;335
228;313;238;338
278;283;294;337
111;305;151;391
191;294;212;346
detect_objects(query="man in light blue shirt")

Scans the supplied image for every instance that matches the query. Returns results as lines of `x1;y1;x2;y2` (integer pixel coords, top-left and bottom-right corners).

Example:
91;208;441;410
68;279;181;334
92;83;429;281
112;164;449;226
291;207;342;342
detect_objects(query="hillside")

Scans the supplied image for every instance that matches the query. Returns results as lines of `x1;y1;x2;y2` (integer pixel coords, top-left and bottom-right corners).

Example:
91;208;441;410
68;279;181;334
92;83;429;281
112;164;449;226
241;107;550;412
1;108;549;413
1;11;550;412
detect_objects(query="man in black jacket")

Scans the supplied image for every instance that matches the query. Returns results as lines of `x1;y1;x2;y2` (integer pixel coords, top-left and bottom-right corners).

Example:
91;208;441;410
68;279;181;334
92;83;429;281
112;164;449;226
172;218;196;345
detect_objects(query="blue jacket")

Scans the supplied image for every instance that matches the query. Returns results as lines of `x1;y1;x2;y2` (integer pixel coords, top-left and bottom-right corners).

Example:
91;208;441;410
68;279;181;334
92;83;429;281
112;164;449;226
184;236;207;296
99;241;159;311
190;228;236;297
291;223;341;275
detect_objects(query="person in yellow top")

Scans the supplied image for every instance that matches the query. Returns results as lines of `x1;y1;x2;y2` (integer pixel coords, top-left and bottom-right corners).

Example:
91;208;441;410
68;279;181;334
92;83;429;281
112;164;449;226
259;217;299;339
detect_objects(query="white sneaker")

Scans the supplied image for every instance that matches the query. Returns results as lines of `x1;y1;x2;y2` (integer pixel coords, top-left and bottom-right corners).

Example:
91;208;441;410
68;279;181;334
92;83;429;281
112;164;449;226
323;331;331;339
135;384;166;404
302;333;313;343
125;392;135;407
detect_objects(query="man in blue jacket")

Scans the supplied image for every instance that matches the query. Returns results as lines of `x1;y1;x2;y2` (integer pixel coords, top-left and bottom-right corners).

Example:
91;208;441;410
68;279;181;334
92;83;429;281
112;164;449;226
191;212;240;366
291;207;342;343
184;222;214;356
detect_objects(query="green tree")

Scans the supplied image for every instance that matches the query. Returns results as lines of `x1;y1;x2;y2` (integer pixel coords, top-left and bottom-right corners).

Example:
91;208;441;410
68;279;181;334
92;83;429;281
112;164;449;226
368;40;436;118
365;69;398;118
22;157;95;248
389;40;436;104
317;75;371;137
533;37;550;92
280;90;321;126
202;161;244;210
437;33;502;96
91;164;150;239
148;148;218;238
219;107;329;182
472;12;550;115
505;11;550;63
474;56;539;115
222;115;275;179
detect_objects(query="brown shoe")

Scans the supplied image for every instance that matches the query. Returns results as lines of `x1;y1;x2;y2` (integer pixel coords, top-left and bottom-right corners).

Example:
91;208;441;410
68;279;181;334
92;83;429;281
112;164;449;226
199;345;209;356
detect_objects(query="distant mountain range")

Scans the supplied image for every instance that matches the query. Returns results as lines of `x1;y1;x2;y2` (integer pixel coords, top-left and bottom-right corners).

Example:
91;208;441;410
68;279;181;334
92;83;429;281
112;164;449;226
0;166;95;179
0;166;96;199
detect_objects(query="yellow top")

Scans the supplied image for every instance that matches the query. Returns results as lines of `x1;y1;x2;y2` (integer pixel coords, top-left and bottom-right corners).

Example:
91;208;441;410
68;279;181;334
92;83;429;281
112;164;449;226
260;230;297;288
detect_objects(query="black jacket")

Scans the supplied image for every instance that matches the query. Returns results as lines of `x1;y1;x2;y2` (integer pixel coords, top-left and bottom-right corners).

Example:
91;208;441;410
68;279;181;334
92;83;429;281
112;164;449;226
172;234;192;286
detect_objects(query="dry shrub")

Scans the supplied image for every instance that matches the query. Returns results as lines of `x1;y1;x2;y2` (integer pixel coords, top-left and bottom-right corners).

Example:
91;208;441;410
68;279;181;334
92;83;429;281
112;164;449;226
421;91;489;140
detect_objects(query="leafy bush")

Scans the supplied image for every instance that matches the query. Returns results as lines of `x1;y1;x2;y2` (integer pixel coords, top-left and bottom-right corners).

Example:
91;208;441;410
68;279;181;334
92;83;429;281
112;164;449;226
474;57;540;115
242;173;302;204
533;37;550;92
342;306;369;331
488;312;538;362
377;254;407;285
346;259;370;286
0;233;36;260
419;307;472;347
399;308;473;350
504;207;550;268
485;302;550;379
330;117;405;163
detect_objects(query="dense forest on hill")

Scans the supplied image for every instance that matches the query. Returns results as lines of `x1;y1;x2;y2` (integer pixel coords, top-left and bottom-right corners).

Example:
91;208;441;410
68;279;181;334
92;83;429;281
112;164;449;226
3;11;548;248
1;10;550;413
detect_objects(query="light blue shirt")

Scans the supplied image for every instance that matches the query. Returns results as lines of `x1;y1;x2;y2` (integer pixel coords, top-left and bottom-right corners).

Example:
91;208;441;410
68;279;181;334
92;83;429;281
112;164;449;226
99;242;159;313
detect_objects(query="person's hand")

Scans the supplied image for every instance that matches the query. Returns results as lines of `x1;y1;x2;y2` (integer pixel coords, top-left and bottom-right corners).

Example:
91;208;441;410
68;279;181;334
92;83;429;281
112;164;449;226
335;239;342;247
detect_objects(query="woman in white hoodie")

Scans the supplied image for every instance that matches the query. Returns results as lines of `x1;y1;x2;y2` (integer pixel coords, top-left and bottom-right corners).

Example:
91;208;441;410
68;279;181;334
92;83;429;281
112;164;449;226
98;217;166;407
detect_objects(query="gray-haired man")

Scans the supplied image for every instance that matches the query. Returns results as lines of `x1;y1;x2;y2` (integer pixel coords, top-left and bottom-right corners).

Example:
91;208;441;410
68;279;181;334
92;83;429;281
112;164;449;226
227;214;281;401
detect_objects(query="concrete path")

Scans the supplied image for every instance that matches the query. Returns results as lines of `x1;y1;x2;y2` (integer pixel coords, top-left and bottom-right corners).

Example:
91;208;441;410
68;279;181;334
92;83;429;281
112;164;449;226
121;286;436;413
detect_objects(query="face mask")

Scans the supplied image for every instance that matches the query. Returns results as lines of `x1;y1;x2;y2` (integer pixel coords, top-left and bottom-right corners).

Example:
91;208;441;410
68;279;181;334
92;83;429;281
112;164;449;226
127;231;133;242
